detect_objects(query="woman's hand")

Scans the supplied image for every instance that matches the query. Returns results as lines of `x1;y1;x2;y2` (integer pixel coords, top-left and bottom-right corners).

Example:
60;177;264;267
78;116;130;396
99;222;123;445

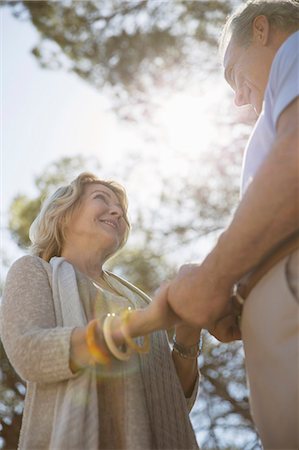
125;282;181;339
144;282;182;331
92;283;181;350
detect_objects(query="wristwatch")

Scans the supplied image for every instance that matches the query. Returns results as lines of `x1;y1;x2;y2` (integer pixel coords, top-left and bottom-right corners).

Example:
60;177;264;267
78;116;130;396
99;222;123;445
172;335;202;360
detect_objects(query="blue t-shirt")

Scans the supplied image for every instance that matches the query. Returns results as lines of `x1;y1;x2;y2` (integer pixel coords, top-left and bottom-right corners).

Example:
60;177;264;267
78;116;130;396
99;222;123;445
241;31;299;195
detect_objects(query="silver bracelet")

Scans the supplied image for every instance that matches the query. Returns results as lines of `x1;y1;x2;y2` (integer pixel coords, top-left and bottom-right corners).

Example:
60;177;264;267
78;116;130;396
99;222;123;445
172;336;202;360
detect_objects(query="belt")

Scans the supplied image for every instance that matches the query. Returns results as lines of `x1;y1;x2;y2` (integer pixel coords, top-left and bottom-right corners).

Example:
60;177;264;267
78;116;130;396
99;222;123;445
233;230;299;305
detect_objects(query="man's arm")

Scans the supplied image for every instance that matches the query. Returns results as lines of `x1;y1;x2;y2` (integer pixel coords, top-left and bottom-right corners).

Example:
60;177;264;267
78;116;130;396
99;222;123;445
214;97;299;281
167;97;299;333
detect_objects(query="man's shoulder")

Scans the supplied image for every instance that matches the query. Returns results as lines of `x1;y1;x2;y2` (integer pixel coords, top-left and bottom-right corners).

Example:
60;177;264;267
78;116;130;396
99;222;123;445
266;31;299;125
270;31;299;81
279;31;299;56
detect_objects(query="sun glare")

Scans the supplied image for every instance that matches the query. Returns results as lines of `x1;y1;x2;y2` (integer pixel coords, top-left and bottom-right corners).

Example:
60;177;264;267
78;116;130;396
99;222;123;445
158;93;213;151
155;82;232;160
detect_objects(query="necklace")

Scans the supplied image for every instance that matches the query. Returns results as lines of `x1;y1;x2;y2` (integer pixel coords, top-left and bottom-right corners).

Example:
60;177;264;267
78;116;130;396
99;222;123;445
87;270;137;310
91;276;120;296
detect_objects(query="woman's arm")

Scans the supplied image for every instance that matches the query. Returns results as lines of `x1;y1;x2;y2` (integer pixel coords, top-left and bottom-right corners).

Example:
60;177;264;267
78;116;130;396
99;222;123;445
70;284;186;372
171;323;201;397
70;295;179;372
1;256;76;383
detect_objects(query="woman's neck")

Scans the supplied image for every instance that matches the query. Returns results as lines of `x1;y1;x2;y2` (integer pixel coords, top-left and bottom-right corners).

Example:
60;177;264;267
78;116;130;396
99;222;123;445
61;246;107;280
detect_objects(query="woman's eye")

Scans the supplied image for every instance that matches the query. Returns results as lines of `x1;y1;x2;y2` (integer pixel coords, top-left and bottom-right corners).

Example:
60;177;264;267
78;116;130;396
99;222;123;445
95;194;107;202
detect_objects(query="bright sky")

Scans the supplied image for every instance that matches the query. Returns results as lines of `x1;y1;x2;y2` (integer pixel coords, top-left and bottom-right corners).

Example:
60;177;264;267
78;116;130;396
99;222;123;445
1;7;140;207
1;5;241;269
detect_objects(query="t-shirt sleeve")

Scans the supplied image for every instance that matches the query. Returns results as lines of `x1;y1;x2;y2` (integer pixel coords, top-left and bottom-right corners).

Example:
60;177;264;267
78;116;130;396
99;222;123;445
271;33;299;126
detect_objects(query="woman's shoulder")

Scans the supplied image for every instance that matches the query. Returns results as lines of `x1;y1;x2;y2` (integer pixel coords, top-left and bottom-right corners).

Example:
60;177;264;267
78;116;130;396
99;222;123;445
7;255;51;278
3;256;53;301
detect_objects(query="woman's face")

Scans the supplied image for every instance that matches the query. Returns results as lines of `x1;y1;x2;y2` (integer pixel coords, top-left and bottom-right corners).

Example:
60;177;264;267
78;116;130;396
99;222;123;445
65;183;127;255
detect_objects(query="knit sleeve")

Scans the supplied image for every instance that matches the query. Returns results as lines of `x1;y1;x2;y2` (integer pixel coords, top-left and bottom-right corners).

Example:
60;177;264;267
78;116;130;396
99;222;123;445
0;255;77;383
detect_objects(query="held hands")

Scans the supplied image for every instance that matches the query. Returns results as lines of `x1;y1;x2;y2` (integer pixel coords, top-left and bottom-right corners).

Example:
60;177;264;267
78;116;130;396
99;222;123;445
166;262;231;327
165;262;242;342
74;270;241;373
144;282;182;331
207;296;242;342
133;260;242;343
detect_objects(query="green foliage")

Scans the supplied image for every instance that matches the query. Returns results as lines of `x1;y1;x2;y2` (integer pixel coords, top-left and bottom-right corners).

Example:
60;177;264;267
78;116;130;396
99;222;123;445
107;244;176;295
7;155;99;249
4;0;239;100
0;342;25;450
193;335;261;449
8;195;42;248
33;156;97;195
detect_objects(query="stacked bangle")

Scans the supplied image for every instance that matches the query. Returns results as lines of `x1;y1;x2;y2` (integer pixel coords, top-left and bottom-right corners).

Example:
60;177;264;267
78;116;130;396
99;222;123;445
172;336;202;360
102;313;132;361
86;319;110;365
120;307;150;354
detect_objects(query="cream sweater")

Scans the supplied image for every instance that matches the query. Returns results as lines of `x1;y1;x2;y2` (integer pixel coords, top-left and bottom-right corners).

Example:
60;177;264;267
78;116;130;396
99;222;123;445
1;256;199;450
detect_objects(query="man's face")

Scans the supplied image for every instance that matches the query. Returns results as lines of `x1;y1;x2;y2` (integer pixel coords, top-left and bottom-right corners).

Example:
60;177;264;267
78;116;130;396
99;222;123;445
223;38;273;115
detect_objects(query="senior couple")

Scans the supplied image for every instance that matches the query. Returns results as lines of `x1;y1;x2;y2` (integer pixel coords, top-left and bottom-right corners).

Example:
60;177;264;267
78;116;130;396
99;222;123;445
1;1;298;449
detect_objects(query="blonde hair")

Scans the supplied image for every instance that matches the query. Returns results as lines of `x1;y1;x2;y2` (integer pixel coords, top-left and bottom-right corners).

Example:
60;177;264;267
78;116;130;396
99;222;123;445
220;0;299;58
29;172;130;262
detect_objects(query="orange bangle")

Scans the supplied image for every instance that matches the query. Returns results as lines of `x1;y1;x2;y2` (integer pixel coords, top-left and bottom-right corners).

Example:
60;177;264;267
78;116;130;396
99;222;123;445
120;308;150;354
86;319;110;365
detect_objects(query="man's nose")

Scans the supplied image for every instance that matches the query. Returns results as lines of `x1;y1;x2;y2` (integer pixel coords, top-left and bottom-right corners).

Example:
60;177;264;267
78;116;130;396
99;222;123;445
234;86;250;107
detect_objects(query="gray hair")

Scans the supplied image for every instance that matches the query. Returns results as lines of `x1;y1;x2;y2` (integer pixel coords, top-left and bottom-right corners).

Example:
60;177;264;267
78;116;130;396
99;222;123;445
220;0;299;56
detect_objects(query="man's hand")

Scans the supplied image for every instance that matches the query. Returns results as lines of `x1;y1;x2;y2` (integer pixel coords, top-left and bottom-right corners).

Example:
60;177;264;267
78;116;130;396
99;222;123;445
167;259;235;329
207;296;242;342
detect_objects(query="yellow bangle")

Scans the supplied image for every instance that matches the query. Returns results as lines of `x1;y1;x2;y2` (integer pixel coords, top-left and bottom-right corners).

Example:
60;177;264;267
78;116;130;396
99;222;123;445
120;308;150;354
86;319;110;365
102;314;132;361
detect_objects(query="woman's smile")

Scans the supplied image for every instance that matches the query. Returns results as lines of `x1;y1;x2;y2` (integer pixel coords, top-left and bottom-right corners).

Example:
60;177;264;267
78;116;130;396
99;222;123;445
98;218;118;230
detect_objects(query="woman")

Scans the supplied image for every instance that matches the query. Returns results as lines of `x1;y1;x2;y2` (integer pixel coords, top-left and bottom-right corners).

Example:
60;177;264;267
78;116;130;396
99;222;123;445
1;172;202;450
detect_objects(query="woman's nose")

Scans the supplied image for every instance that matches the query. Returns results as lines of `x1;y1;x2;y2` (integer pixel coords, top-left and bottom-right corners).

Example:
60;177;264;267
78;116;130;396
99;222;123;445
109;205;123;218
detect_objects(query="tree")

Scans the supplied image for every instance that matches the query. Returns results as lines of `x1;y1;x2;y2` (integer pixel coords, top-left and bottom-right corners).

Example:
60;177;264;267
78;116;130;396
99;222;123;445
193;337;261;449
0;343;24;450
2;0;242;119
8;155;100;249
0;250;24;450
4;0;235;88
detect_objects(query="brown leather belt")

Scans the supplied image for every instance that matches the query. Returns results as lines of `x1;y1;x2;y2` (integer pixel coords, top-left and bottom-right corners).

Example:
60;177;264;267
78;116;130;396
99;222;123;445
233;230;299;305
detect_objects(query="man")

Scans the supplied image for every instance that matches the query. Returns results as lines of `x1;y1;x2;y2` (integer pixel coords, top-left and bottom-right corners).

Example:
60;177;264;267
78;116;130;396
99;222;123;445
163;1;299;448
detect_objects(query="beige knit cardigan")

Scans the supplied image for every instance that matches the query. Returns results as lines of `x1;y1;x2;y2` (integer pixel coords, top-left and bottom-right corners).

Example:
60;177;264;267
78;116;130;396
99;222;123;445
0;255;200;450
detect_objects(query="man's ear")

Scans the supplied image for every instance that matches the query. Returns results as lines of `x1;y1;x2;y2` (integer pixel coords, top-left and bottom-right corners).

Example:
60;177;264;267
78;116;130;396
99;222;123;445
252;15;270;46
